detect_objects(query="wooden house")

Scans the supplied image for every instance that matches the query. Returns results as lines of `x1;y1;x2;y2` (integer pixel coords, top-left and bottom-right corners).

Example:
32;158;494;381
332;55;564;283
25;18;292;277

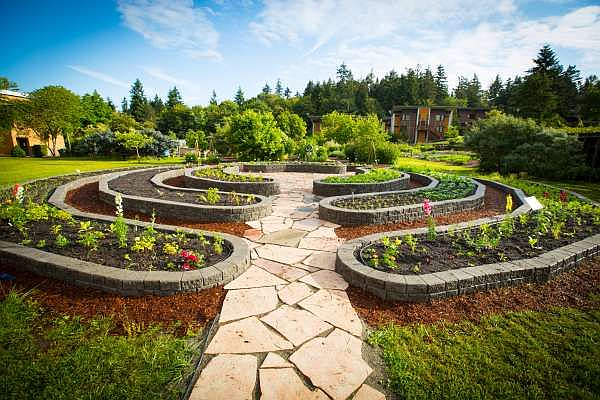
390;106;454;144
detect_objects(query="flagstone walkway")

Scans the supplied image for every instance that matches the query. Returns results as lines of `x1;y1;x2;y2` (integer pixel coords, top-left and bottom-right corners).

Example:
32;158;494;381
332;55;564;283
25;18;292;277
190;172;385;400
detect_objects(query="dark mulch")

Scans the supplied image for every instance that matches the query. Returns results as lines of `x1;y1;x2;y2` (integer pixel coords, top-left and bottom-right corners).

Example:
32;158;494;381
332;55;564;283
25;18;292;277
0;264;225;336
336;184;506;240
348;257;600;328
65;182;250;237
108;169;258;206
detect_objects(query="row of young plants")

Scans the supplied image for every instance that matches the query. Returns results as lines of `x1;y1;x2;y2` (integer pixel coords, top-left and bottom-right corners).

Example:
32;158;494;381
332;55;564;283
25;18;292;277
194;167;266;182
360;192;600;274
333;172;475;210
196;187;256;206
321;168;401;184
0;187;229;271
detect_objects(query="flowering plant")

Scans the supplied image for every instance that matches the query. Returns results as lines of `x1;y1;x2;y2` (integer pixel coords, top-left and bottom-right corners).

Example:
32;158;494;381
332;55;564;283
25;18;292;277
12;184;24;205
423;198;436;240
114;193;124;217
505;194;513;213
180;250;204;271
559;190;568;203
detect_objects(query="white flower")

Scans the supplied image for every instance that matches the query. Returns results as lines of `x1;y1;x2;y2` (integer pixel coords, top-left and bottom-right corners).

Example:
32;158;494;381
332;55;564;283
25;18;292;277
114;194;124;216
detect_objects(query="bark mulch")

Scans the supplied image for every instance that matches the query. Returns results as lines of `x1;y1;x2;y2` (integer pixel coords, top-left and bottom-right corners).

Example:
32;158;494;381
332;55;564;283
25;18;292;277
336;184;506;240
0;263;225;336
65;182;250;237
348;257;600;328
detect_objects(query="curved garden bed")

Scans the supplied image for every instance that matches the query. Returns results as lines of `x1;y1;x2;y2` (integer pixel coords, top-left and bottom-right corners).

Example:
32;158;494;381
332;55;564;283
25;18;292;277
241;161;346;174
336;181;600;302
0;174;253;296
183;166;280;196
99;168;272;223
319;173;488;226
313;168;411;197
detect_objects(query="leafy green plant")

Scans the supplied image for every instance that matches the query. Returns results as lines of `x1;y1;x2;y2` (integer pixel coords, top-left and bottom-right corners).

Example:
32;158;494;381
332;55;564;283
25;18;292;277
55;234;70;248
322;168;401;184
50;224;62;235
77;230;104;250
198;188;221;205
403;234;418;255
213;235;224;255
131;235;155;252
162;242;179;256
36;239;47;248
109;216;129;248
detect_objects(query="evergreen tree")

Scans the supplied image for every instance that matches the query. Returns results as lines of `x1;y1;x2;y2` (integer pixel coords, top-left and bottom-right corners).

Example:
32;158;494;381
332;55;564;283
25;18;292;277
284;87;291;98
209;90;218;105
336;63;353;83
528;45;562;75
420;67;437;105
121;97;129;113
262;83;271;94
434;65;448;103
150;94;164;114
166;87;183;109
106;97;116;111
275;79;283;96
128;79;148;122
487;75;503;107
234;86;245;106
580;75;600;123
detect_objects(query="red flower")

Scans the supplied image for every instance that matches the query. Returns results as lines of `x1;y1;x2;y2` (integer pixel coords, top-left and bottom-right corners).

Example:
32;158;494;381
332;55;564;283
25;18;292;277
181;250;189;258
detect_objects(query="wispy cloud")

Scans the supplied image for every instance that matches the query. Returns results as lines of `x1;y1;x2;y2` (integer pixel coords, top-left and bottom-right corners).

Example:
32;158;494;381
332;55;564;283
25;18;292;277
142;66;192;87
67;65;129;88
251;1;600;88
117;0;222;60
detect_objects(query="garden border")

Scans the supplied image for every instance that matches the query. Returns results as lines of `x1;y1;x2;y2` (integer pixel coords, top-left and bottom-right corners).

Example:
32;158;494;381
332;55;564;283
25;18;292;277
181;166;280;196
240;161;347;174
0;174;255;296
332;179;600;302
312;171;411;197
98;168;272;223
319;173;488;226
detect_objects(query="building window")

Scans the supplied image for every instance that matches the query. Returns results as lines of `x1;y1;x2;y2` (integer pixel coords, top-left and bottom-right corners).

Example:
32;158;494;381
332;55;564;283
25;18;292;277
435;114;442;121
401;113;410;121
438;126;443;133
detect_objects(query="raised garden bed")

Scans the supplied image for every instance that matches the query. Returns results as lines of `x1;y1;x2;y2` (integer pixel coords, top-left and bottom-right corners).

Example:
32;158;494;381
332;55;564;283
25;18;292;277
319;173;486;226
241;161;346;174
336;183;600;302
313;168;410;197
183;166;280;196
99;168;272;223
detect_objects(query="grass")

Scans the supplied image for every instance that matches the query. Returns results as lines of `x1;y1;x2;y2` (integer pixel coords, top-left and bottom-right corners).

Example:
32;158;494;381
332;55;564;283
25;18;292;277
369;308;600;400
0;291;196;400
0;156;183;187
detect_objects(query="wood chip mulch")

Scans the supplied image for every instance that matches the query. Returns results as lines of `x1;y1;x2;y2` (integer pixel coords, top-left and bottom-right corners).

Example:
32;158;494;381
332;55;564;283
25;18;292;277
64;182;250;237
335;184;506;240
348;257;600;328
0;264;225;336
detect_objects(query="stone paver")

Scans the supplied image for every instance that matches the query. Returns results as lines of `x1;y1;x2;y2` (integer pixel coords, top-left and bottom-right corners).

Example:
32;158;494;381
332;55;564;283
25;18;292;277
220;286;278;323
256;244;312;264
192;171;372;400
261;352;293;368
259;228;307;247
190;354;257;400
353;384;386;400
224;265;287;289
253;258;308;282
290;329;372;400
303;251;337;270
259;368;330;400
261;305;332;346
206;317;293;354
278;281;315;305
300;269;349;290
299;290;362;336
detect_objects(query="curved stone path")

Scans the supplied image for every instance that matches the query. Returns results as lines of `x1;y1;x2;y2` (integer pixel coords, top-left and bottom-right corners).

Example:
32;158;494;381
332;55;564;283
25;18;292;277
190;172;384;400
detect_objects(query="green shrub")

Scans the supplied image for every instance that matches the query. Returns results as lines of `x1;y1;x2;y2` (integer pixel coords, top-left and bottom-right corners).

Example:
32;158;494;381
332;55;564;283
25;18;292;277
323;168;401;183
376;142;402;164
466;110;592;180
297;138;328;162
10;146;26;158
329;149;346;159
31;144;47;157
184;153;198;164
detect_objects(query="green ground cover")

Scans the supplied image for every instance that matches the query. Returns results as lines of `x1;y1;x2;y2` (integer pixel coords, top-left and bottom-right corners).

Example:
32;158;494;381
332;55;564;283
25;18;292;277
0;291;195;400
369;308;600;400
0;156;182;187
322;168;401;183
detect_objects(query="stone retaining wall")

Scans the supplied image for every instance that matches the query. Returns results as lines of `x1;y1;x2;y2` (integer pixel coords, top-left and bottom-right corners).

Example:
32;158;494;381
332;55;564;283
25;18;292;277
312;171;410;197
319;173;487;226
241;162;346;174
98;169;272;223
336;233;600;302
182;166;280;196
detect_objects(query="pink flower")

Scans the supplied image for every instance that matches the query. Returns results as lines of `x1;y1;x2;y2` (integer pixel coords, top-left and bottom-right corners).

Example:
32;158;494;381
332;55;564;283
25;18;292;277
182;262;191;271
189;254;198;262
423;198;432;217
181;250;189;258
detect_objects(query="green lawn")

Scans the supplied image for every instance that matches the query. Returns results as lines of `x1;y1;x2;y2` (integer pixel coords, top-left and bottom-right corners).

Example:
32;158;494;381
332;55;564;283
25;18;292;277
369;308;600;400
0;291;195;400
0;156;183;187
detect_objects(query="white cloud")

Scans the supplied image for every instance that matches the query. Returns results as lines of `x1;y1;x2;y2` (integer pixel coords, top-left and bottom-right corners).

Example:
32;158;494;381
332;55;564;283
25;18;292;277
117;0;222;60
142;66;192;87
252;1;600;89
67;65;129;88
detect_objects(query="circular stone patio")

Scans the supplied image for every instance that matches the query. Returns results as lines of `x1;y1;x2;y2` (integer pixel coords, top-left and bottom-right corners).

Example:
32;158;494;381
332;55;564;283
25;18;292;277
190;171;384;400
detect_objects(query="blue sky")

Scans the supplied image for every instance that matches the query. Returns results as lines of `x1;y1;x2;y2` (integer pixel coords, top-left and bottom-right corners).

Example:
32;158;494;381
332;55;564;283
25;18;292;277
2;0;599;107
